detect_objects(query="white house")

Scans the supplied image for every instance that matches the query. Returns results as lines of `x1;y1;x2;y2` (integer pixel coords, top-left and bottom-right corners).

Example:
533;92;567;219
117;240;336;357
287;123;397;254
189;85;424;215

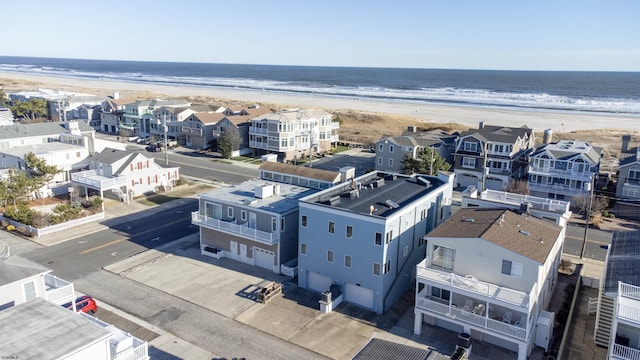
0;298;148;360
414;208;564;360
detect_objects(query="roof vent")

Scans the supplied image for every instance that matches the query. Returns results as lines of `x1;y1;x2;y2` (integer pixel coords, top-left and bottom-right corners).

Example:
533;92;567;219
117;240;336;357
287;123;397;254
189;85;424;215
385;199;400;209
464;218;475;223
519;230;530;236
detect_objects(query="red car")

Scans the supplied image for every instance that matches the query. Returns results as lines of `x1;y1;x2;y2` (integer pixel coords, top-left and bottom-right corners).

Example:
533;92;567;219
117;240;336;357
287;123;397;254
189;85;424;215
62;295;98;314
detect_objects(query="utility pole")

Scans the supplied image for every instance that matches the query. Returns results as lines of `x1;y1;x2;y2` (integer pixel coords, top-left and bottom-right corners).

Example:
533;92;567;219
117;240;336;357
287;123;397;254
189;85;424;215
481;142;489;191
580;174;595;259
163;114;169;166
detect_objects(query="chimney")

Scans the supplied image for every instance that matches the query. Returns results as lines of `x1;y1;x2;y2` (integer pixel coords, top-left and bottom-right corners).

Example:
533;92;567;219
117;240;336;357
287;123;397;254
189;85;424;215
479;121;485;129
543;129;553;144
407;125;417;132
112;92;120;100
622;134;632;153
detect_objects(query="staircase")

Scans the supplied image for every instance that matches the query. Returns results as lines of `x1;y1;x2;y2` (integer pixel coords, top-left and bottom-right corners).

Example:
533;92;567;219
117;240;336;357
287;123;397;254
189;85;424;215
594;294;614;347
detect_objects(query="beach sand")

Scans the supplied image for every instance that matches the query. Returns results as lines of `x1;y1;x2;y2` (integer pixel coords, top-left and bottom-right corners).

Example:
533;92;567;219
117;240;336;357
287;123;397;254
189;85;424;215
1;71;639;134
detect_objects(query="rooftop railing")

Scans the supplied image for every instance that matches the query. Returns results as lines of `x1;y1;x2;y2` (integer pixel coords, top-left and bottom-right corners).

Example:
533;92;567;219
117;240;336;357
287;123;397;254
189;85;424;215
192;212;279;244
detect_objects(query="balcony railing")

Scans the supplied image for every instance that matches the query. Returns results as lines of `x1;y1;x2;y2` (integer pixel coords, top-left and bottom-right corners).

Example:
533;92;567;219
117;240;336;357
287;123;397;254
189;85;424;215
416;263;531;309
192;212;279;244
528;166;592;180
249;141;270;150
528;182;588;196
249;127;269;135
71;170;127;190
181;127;203;136
478;189;571;213
43;274;75;305
415;297;527;340
611;343;640;360
81;313;149;360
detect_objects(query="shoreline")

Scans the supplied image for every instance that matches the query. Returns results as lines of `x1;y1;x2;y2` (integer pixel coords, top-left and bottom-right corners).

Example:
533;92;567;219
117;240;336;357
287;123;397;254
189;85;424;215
2;71;640;134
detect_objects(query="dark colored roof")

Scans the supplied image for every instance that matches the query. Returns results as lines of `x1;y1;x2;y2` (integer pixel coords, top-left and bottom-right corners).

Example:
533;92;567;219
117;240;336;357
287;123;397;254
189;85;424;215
604;230;640;293
620;147;640;167
0;256;49;287
0;122;93;140
530;140;602;164
460;125;532;143
353;338;431;360
427;208;562;264
259;161;341;183
91;147;135;165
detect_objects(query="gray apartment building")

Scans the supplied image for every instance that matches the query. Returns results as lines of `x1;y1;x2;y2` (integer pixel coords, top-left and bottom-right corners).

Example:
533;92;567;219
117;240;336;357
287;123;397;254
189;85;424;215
297;171;455;314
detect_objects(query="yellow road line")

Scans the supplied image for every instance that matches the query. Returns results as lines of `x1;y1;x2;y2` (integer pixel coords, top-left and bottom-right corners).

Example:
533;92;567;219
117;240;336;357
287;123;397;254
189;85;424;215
81;238;125;254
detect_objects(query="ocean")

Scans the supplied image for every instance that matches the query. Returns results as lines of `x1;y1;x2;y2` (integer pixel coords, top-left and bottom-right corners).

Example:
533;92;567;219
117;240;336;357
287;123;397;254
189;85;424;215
1;56;639;116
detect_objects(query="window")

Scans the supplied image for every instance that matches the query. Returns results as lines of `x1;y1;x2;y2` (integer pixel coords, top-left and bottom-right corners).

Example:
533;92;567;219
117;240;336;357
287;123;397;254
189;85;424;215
384;260;391;274
388;158;393;166
227;207;234;218
385;230;393;244
403;245;409;257
502;260;523;277
241;210;247;221
281;218;285;232
419;237;427;247
373;263;381;276
375;232;382;245
345;255;352;268
205;203;222;219
462;157;476;168
23;281;36;301
389;145;394;153
272;217;277;232
431;286;451;301
432;245;455;271
327;250;334;263
328;221;335;234
463;141;478;152
378;157;383;165
420;209;426;221
378;143;384;152
301;242;307;255
301;215;308;227
346;225;353;238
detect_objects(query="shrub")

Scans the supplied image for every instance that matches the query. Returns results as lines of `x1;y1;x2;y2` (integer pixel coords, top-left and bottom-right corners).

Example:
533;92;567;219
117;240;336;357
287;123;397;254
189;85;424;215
3;205;36;225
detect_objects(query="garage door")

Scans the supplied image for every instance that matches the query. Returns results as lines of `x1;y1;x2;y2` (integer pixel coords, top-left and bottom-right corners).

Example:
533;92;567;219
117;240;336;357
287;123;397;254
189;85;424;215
485;177;505;191
254;247;274;270
345;283;374;310
457;173;478;189
307;272;332;293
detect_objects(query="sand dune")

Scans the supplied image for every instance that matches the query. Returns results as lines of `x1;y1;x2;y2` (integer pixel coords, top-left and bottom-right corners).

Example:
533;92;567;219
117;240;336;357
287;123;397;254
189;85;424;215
1;71;639;134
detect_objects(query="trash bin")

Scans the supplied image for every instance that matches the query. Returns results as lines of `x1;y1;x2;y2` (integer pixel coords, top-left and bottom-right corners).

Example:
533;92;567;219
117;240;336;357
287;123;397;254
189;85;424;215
458;332;471;349
321;291;332;303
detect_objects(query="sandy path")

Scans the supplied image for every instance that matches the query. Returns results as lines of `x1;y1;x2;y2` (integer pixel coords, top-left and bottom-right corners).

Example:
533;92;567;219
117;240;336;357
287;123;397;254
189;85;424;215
1;71;639;133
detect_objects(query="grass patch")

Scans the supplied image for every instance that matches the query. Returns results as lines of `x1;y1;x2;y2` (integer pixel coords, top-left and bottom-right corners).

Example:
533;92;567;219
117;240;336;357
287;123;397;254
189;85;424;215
212;159;234;165
232;156;262;164
136;184;215;206
334;145;349;153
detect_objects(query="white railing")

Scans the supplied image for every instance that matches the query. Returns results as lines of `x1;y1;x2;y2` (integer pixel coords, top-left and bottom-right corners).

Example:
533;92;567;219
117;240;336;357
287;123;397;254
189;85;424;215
415;297;527;340
249;127;269;135
191;212;279;244
44;274;75;304
180;127;203;136
416;263;530;308
81;314;149;360
612;343;640;360
528;166;592;180
528;182;587;196
71;170;127;189
479;189;570;213
249;141;270;150
620;282;640;301
618;303;640;324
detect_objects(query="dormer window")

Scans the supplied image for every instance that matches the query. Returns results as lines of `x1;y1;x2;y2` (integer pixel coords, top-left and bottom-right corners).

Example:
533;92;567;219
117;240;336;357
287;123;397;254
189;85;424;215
463;141;478;152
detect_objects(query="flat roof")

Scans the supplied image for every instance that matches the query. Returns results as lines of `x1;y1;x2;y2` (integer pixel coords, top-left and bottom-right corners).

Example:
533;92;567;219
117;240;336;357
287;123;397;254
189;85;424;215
301;172;446;217
0;298;111;360
604;230;640;293
199;178;317;214
0;256;49;287
0;142;85;158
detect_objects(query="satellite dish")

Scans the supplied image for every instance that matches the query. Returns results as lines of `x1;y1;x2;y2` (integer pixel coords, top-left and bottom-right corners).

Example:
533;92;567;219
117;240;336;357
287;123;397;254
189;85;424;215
0;240;9;259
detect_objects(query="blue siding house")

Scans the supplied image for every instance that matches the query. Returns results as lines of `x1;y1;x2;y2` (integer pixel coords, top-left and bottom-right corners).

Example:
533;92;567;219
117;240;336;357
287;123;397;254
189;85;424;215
297;171;454;314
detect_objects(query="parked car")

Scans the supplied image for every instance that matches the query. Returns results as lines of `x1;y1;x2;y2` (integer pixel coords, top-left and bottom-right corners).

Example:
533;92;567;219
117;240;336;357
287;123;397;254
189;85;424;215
62;295;98;314
145;144;159;152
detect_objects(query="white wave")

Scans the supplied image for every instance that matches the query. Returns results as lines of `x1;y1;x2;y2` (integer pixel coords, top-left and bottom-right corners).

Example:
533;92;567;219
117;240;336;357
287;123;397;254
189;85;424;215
1;63;639;115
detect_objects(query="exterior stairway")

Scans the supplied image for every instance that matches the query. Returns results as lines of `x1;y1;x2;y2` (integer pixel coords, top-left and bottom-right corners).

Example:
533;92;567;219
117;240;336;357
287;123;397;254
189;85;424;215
594;294;614;347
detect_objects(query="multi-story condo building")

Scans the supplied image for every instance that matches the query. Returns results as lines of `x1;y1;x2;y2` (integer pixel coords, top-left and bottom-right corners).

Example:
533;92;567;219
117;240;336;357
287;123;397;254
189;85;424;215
414;208;564;360
618;134;640;201
453;122;535;191
593;230;640;359
297;171;455;314
248;109;339;161
192;162;347;273
120;99;191;137
528;139;602;202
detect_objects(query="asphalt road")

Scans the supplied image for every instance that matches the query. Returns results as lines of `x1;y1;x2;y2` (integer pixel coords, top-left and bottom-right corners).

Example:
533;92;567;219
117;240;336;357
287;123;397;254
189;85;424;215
22;200;199;281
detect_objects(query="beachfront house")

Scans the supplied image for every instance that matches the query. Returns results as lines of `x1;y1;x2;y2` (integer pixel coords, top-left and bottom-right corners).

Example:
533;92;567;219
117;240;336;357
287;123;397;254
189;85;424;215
297;171;454;314
527;139;602;202
100;95;136;134
414;208;564;360
592;230;640;359
192;164;342;273
46;94;103;122
0;298;149;360
616;135;640;216
120;99;191;138
144;104;223;144
73;148;179;200
0;255;75;311
452;122;535;191
248;109;339;162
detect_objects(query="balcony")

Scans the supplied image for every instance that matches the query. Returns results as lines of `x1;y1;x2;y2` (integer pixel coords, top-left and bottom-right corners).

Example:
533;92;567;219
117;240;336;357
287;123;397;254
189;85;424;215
192;212;279;244
415;295;528;341
43;274;75;305
528;166;592;181
181;127;203;136
71;170;127;191
249;127;269;135
618;283;640;324
416;262;531;309
81;313;149;360
249;141;270;150
611;343;640;360
528;182;588;197
477;189;571;213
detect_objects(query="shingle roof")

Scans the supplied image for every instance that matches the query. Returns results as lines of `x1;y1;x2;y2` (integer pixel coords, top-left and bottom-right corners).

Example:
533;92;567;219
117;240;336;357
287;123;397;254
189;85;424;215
604;230;640;293
461;125;532;143
91;147;135;165
190;112;226;124
259;161;341;183
531;140;602;163
353;338;431;360
427;208;562;263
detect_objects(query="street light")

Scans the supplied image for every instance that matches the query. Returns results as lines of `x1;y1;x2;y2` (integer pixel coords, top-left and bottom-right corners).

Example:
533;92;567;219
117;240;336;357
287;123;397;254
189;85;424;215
580;173;595;259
